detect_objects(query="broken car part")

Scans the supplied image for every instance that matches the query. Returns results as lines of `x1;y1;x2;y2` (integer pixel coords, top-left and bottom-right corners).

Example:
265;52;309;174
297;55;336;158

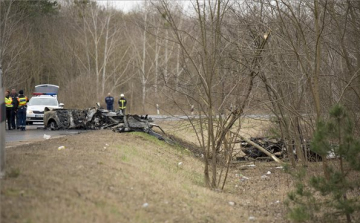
44;105;169;141
238;137;322;162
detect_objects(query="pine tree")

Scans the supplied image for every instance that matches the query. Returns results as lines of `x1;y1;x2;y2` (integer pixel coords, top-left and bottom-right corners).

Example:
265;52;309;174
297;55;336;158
286;105;360;222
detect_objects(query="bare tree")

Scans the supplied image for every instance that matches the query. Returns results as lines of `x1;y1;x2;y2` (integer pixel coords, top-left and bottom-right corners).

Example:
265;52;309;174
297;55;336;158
158;0;273;188
0;0;30;88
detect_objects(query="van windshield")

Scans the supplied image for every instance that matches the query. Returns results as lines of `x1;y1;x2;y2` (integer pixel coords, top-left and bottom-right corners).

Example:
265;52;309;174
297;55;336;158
28;97;58;106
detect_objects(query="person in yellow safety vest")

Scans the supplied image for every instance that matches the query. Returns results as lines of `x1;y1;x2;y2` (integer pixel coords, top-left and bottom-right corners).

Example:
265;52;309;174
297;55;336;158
17;90;28;131
118;94;127;115
10;88;19;129
5;90;14;130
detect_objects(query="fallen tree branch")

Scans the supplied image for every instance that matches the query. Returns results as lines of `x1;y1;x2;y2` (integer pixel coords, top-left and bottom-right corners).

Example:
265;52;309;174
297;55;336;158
230;131;284;164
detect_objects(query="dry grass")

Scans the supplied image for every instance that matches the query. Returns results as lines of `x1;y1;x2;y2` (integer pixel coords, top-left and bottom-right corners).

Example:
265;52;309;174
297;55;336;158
0;130;288;223
157;117;275;145
1;119;297;223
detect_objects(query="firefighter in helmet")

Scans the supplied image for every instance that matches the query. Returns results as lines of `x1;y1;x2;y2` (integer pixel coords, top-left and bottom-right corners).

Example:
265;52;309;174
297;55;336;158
118;94;127;115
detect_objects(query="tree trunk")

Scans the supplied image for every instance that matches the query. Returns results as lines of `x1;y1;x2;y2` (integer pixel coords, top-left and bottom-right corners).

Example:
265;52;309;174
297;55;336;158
314;0;329;179
102;15;111;96
141;1;148;113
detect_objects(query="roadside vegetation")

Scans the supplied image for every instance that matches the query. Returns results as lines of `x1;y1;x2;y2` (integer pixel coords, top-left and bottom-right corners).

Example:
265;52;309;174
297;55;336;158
2;130;290;223
285;105;360;223
2;0;360;221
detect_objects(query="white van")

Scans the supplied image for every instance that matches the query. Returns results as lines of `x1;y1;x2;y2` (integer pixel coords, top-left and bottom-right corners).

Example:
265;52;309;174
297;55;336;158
26;84;64;125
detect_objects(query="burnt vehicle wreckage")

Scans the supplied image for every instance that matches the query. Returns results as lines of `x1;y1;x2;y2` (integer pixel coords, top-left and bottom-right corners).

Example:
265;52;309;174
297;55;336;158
43;103;168;141
43;103;321;162
236;137;322;162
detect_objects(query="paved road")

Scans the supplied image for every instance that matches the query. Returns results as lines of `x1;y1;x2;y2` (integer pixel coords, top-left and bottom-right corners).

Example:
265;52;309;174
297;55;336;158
150;114;273;121
5;123;87;143
5;114;270;144
4;116;173;144
150;115;192;121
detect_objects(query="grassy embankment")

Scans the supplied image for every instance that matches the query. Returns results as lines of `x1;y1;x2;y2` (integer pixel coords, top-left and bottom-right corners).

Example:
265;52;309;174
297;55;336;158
2;129;265;223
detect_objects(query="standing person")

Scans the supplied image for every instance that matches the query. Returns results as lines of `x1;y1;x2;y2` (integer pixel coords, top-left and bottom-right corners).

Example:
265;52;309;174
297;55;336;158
17;90;28;131
105;93;114;111
9;88;18;129
118;94;127;115
5;90;13;130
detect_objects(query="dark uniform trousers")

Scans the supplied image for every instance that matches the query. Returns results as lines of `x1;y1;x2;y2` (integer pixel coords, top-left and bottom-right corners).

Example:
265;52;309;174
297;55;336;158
6;108;13;130
17;106;27;130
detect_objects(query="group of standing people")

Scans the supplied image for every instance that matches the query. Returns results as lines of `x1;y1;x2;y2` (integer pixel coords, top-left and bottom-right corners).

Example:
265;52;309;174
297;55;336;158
5;90;126;131
5;89;28;131
105;93;127;115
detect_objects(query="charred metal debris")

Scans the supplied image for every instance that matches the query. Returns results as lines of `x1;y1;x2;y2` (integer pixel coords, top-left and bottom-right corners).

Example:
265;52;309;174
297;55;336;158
238;137;322;162
43;105;321;161
43;105;168;141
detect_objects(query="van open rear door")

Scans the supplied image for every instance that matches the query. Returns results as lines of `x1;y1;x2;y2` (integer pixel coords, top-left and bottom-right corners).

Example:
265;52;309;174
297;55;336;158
34;84;59;95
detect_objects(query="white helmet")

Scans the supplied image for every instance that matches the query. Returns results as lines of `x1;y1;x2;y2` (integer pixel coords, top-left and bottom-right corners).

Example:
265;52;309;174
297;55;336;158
120;94;124;97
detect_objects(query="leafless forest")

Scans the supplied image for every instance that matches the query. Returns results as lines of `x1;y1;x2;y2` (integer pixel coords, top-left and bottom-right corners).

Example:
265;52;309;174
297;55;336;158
2;2;360;221
1;0;358;112
2;0;360;183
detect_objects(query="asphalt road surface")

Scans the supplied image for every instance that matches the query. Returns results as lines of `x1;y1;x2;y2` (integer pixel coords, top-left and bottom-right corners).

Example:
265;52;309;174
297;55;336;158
5;123;87;144
4;116;175;144
5;114;270;144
